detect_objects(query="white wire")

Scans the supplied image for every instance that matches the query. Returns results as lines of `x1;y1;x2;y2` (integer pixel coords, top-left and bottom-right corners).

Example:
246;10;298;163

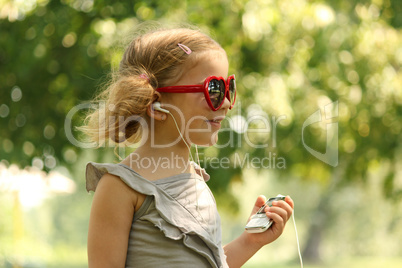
168;112;208;225
195;144;217;240
292;210;303;268
169;112;194;163
194;145;204;180
169;112;217;237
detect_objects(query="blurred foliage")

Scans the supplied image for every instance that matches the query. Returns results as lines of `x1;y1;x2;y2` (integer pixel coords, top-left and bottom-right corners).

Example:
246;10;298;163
1;0;402;266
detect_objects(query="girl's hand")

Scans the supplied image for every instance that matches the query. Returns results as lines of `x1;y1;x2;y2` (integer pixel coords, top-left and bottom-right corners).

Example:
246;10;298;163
244;195;294;247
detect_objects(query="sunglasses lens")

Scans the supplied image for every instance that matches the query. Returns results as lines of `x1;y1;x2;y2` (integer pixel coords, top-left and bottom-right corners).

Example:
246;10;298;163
208;79;225;109
229;78;236;106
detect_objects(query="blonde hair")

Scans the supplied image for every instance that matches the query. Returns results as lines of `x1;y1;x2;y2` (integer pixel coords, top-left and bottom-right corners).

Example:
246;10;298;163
79;28;224;146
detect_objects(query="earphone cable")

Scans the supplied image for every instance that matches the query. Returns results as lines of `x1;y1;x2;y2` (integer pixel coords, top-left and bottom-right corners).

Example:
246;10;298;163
168;112;210;228
292;210;303;268
194;144;203;180
195;144;216;239
169;112;194;163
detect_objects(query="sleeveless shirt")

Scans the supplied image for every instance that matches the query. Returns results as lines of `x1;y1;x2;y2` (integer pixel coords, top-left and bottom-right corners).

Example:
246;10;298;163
86;162;228;268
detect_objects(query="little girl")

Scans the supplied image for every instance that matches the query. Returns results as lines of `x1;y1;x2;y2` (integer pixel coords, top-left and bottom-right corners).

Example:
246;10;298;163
82;28;294;268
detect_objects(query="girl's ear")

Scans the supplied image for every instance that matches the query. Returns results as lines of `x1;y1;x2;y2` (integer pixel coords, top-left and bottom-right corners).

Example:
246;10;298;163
147;103;167;121
146;92;166;121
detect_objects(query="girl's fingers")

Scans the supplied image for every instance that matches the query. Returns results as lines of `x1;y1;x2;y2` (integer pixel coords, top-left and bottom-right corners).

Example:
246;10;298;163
285;195;294;209
265;206;288;222
266;200;293;221
266;211;284;229
275;199;293;213
276;201;293;213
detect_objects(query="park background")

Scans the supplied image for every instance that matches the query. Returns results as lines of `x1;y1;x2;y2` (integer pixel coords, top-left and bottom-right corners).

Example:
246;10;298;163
1;0;402;267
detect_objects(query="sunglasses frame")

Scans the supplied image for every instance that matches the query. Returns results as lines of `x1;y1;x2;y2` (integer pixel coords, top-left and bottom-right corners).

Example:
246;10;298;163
156;75;236;111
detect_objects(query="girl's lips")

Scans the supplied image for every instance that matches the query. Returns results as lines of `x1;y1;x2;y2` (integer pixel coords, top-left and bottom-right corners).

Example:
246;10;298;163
207;116;225;123
206;116;225;127
206;121;221;128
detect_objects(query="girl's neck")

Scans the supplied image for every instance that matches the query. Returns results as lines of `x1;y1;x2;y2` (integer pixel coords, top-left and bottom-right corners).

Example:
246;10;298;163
121;145;194;181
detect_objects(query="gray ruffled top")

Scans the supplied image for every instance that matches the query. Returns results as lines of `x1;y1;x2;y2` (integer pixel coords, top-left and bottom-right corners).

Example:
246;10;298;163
86;162;228;268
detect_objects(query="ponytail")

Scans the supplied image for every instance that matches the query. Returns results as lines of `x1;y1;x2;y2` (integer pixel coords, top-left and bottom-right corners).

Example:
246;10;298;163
79;74;154;146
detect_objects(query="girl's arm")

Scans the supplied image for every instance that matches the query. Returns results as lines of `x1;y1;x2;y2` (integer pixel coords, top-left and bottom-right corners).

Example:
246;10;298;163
223;195;294;268
87;173;139;268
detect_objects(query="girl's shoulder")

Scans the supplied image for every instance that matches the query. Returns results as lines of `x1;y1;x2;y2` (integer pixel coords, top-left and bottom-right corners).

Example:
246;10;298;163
93;171;146;212
86;162;149;193
86;162;126;192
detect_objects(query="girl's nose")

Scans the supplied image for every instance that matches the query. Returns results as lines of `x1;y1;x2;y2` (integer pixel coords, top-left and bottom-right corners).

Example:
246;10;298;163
219;95;231;110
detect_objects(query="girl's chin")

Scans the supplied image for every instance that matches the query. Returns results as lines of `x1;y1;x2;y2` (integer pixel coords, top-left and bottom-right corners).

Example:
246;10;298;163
191;133;219;148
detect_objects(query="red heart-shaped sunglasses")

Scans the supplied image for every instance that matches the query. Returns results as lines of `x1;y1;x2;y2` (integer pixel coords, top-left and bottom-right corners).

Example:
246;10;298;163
156;75;236;111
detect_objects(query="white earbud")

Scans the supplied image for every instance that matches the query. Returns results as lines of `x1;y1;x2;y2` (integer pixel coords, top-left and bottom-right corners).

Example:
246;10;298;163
152;102;170;114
